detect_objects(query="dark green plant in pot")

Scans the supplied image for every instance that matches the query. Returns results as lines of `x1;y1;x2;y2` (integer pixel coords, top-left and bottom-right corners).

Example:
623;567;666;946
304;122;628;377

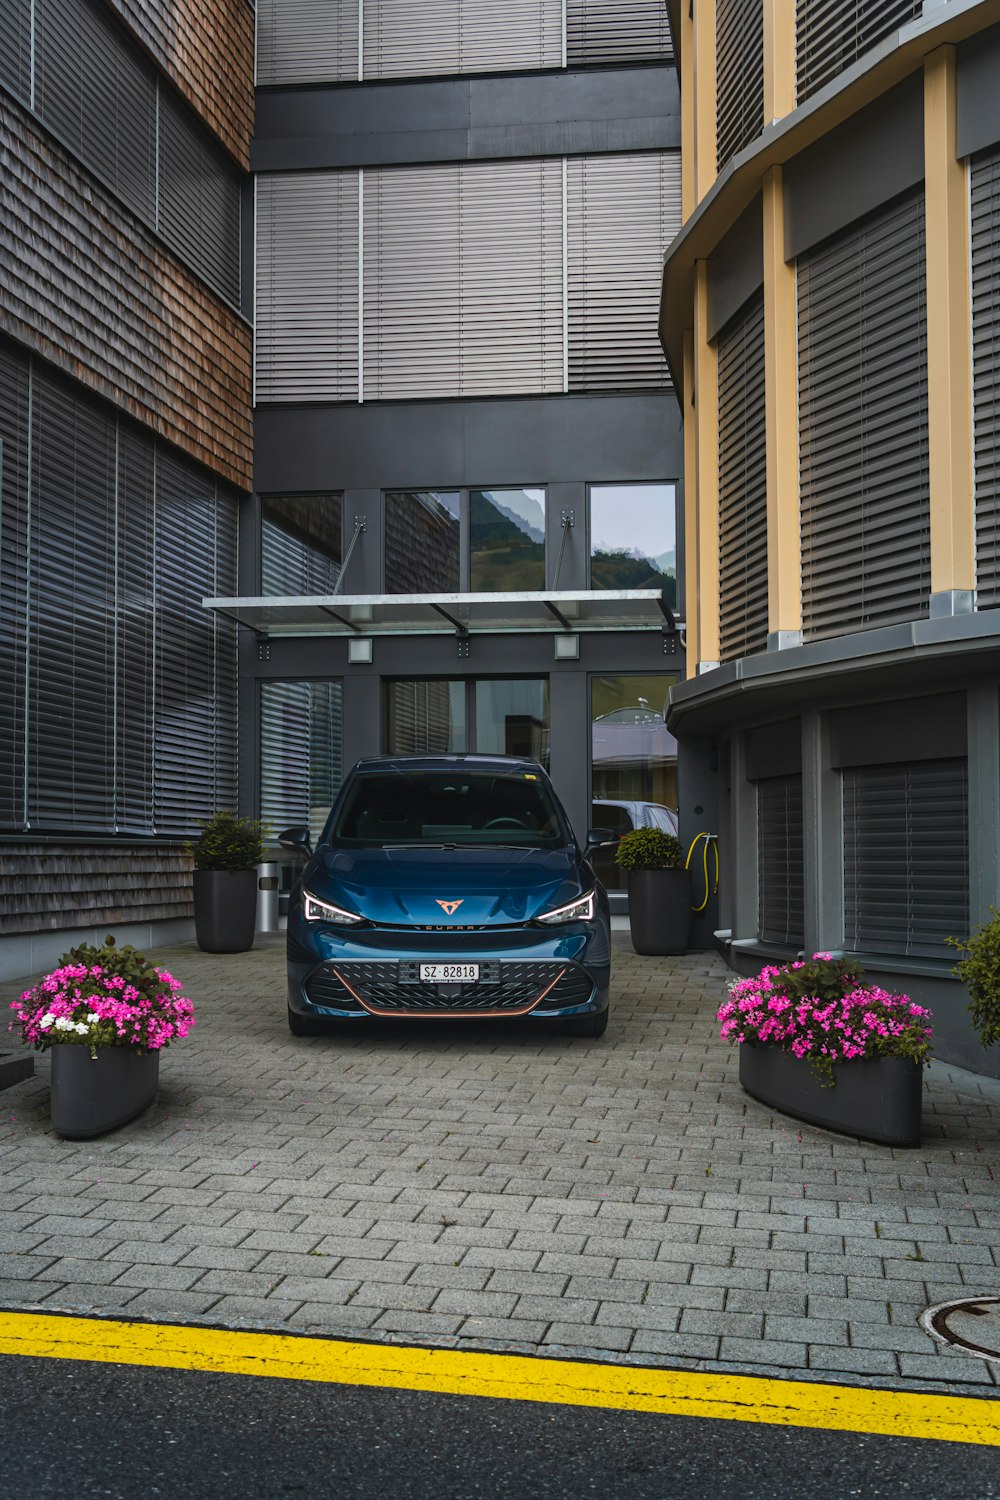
187;812;268;953
948;908;1000;1050
613;826;682;873
187;811;266;872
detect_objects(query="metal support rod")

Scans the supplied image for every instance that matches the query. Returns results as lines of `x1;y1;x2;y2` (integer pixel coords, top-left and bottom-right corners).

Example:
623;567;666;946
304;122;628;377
332;517;367;596
552;510;575;590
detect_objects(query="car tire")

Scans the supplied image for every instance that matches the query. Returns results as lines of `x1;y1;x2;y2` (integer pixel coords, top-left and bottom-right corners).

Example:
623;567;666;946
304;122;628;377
564;1008;609;1038
287;1006;330;1037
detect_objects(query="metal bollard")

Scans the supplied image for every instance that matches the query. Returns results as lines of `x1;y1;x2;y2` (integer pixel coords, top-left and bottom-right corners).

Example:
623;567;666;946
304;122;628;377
256;861;280;932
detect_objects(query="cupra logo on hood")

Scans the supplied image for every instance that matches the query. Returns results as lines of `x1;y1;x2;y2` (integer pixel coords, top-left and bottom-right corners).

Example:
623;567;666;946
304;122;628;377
435;899;464;915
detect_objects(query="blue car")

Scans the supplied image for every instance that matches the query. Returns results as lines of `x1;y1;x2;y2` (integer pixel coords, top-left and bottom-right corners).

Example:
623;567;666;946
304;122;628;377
281;754;612;1037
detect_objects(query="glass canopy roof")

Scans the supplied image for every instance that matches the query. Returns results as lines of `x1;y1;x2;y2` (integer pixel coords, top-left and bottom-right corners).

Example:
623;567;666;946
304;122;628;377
203;590;678;637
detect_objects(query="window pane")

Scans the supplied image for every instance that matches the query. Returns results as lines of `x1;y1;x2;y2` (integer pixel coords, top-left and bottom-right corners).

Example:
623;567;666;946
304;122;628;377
591;674;678;892
386;680;466;754
590;484;676;605
260;679;343;847
385;491;461;593
470;488;545;591
261;494;342;595
474;679;549;768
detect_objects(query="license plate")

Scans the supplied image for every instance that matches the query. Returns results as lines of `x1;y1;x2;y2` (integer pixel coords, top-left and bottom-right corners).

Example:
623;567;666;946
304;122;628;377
419;963;479;983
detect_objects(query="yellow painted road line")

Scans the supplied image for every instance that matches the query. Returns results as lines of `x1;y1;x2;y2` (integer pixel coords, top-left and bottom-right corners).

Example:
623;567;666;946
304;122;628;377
0;1311;997;1446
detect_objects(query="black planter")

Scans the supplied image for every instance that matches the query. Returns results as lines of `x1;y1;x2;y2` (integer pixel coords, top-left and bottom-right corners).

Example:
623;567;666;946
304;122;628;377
50;1045;159;1140
738;1044;923;1147
626;867;691;955
193;868;257;953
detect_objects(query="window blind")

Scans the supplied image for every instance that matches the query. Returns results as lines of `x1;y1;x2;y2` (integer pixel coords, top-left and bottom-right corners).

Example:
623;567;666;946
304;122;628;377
364;159;564;400
362;0;562;80
0;0;31;101
255;172;360;404
257;0;359;85
757;774;805;948
796;0;922;104
566;0;673;66
843;759;969;959
717;292;768;662
716;0;764;173
566;152;681;391
158;87;241;308
971;148;1000;608
798;191;929;640
260;680;343;847
0;342;30;832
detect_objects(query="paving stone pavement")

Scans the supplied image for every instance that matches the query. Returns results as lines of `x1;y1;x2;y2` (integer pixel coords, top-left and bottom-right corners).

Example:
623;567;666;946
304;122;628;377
1;933;999;1395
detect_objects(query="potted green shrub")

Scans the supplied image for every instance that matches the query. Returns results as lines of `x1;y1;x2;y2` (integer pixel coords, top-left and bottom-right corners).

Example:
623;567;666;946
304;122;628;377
9;935;195;1139
718;953;933;1147
948;908;1000;1053
189;811;266;953
615;826;690;956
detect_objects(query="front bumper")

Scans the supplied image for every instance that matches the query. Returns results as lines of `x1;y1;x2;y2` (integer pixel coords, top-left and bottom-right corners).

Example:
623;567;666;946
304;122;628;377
287;922;611;1022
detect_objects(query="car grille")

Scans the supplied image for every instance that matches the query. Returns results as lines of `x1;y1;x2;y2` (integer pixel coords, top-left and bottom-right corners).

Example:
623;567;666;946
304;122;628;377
305;961;593;1016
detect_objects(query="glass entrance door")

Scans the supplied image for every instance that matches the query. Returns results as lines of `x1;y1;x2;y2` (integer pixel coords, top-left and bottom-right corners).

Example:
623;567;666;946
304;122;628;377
386;679;549;767
591;674;678;892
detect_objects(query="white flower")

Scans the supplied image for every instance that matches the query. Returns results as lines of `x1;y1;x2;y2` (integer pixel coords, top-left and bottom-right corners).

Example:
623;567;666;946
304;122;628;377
54;1017;72;1031
86;1013;99;1025
39;1014;55;1030
75;1022;89;1035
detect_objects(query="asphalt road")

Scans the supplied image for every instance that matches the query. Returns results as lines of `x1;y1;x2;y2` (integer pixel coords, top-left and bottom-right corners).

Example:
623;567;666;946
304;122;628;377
0;1355;997;1500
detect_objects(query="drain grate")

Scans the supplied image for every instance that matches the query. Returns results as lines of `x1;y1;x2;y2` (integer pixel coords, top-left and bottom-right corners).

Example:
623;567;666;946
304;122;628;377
920;1297;1000;1364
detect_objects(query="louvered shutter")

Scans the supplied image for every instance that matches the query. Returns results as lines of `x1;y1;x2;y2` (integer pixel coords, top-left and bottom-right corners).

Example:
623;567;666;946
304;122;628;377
28;370;117;832
34;0;156;224
158;86;241;306
971;149;1000;608
796;1;922;105
364;160;564;400
0;342;30;831
718;292;768;661
260;681;343;847
116;425;156;834
798;191;929;640
257;0;359;85
363;0;562;80
757;774;804;948
566;152;681;392
716;0;764;173
843;759;969;959
153;453;238;834
0;0;31;100
256;173;360;404
566;0;673;66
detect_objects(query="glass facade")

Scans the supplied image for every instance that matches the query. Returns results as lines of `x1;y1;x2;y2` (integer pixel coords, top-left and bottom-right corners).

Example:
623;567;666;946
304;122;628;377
387;679;549;766
260;679;343;847
590;483;676;605
384;491;461;593
261;494;343;595
590;673;679;891
470;489;546;591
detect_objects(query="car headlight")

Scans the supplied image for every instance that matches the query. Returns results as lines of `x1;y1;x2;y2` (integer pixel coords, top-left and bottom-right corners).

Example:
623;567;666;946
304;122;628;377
302;889;364;925
535;890;596;925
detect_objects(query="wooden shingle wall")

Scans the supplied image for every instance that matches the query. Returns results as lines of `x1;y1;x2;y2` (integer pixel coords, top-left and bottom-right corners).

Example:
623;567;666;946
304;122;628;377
0;97;252;489
0;846;194;936
108;0;254;166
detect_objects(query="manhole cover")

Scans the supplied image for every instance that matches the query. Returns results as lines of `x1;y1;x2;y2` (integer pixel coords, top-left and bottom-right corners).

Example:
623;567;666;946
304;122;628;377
920;1298;1000;1363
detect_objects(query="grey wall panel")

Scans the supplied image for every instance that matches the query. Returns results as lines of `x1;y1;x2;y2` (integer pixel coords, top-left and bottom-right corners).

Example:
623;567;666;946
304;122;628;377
828;693;967;768
784;76;924;261
708;194;763;341
254;394;683;493
745;719;803;782
958;25;1000;160
252;66;679;172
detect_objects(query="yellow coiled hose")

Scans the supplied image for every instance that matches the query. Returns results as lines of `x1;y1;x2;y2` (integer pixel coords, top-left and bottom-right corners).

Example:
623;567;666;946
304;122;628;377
684;832;719;913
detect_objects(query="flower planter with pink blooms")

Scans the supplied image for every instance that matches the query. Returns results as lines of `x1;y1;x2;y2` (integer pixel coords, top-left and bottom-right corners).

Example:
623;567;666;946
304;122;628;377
718;954;932;1148
9;935;195;1140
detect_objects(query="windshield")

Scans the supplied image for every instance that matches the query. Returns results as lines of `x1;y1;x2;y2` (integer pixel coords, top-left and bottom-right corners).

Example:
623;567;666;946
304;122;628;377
328;770;569;849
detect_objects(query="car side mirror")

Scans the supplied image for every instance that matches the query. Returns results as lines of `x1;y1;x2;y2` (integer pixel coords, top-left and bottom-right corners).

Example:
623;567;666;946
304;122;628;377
585;827;620;855
278;825;313;856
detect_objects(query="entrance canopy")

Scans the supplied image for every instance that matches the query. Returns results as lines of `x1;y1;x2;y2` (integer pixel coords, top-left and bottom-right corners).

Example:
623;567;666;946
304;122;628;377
203;589;679;638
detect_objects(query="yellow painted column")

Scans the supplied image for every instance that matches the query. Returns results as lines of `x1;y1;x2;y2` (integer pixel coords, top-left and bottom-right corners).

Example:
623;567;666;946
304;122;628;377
763;0;796;124
693;0;717;205
762;165;802;644
681;2;697;221
682;330;700;673
693;260;720;669
924;45;975;601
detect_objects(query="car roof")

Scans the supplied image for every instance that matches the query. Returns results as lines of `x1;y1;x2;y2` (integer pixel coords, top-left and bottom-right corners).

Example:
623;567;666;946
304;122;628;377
352;753;546;775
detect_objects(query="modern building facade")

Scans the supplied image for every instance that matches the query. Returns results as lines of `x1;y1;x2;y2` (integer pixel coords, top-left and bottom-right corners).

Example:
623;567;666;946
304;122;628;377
663;0;1000;1074
0;2;686;975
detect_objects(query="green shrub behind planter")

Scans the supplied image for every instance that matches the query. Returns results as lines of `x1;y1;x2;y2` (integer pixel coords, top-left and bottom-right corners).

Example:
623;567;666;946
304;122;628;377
188;811;266;872
614;827;682;872
949;909;1000;1050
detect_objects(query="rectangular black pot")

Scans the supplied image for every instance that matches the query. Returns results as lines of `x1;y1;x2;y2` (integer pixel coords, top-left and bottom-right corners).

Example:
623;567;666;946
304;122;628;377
626;867;691;955
49;1044;160;1140
193;868;257;952
738;1043;923;1147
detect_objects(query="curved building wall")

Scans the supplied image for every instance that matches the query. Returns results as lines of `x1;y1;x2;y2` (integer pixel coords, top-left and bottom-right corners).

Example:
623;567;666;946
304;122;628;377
663;2;1000;1075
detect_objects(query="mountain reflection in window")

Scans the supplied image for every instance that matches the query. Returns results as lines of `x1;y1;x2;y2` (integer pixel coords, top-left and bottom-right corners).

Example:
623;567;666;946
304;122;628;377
470;489;545;592
590;484;676;607
385;491;461;593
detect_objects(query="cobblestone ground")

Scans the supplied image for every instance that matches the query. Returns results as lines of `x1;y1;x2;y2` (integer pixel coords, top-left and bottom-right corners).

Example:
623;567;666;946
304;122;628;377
1;933;998;1394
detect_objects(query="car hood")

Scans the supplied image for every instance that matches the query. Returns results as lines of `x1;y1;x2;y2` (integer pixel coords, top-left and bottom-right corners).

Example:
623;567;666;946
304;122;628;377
304;844;583;927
